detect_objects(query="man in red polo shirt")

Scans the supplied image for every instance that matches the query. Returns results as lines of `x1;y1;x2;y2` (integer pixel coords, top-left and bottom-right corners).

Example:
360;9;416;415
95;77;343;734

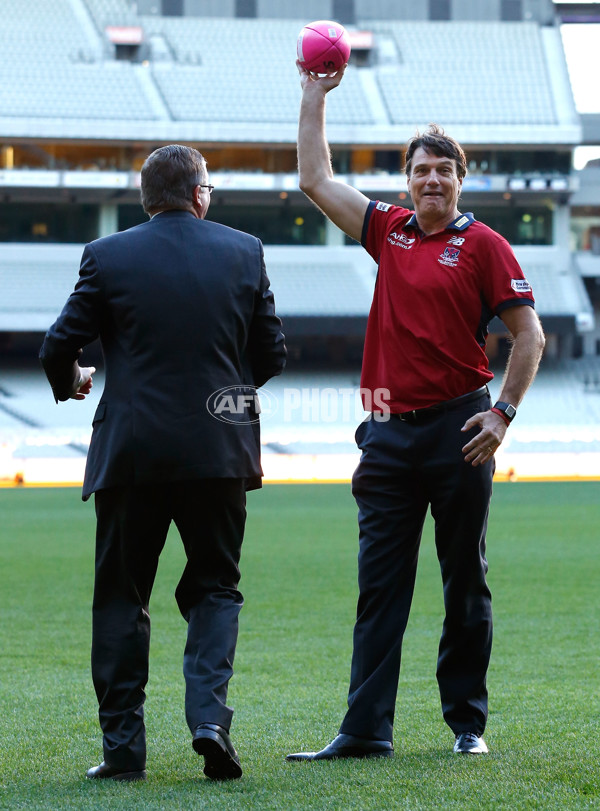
287;63;545;760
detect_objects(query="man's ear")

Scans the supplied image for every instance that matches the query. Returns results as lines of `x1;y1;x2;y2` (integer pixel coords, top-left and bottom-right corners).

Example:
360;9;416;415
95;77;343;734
191;185;204;217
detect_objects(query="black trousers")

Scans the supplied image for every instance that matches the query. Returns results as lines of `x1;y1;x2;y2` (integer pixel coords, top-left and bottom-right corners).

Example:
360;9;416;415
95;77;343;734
92;478;246;770
339;390;494;742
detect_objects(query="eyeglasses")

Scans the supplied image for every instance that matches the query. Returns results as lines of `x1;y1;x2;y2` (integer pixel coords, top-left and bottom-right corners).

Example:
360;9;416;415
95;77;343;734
199;184;214;195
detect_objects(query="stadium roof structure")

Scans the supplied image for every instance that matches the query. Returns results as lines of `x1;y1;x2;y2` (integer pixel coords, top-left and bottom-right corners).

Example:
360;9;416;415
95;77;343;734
581;113;600;145
0;2;582;147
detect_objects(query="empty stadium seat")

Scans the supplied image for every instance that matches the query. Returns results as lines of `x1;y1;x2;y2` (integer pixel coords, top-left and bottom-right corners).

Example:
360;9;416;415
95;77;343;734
369;21;557;126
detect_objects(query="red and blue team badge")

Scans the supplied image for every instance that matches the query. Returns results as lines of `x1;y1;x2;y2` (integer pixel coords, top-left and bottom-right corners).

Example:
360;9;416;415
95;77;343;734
438;246;461;267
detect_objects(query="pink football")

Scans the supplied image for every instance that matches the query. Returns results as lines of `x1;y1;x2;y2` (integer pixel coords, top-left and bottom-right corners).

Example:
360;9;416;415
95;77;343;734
297;20;351;74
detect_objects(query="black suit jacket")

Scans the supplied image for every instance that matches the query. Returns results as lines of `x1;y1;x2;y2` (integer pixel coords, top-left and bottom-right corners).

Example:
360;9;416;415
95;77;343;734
40;210;286;500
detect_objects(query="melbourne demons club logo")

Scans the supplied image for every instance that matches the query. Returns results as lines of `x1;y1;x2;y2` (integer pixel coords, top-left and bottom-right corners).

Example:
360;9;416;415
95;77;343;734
438;246;461;267
438;235;465;267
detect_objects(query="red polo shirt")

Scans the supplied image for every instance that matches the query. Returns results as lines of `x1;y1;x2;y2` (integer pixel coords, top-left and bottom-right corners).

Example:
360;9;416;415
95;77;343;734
360;201;536;413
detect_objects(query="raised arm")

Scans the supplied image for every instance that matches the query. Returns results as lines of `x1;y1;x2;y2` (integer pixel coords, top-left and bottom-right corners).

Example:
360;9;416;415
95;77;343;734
297;62;370;243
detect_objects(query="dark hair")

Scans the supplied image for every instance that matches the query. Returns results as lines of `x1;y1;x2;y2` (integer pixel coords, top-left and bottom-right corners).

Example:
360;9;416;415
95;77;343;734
404;124;467;180
140;144;207;215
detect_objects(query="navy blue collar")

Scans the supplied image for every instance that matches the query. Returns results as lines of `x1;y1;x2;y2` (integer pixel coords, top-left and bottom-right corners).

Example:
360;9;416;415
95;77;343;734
151;209;196;219
406;212;475;232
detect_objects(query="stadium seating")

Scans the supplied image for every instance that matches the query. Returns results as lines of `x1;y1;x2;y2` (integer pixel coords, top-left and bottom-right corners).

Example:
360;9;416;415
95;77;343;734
371;21;557;126
3;360;600;485
513;246;593;320
0;5;568;129
0;1;598;482
263;246;375;316
0;0;157;121
0;245;83;332
145;17;373;124
0;63;159;121
2;242;589;328
83;0;139;29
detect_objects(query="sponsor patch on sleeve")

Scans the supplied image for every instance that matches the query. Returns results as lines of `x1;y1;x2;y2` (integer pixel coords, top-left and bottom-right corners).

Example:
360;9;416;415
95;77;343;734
376;202;392;212
511;278;532;293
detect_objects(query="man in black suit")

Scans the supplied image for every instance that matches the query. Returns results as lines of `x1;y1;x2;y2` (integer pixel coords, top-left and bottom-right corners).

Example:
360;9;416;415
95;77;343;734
40;144;286;782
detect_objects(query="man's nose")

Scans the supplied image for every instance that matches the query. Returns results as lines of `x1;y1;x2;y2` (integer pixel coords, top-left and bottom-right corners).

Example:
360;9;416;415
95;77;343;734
426;170;441;184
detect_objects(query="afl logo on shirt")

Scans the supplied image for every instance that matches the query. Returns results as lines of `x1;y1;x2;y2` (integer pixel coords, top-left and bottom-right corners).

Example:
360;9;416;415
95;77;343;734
376;202;392;212
438;246;461;267
387;231;415;249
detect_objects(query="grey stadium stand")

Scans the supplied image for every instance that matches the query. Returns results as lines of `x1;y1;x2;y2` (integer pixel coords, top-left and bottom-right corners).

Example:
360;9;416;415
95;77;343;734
0;0;599;482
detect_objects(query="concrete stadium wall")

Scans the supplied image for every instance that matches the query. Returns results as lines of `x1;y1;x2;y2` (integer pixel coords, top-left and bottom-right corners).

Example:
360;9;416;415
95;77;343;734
452;0;501;21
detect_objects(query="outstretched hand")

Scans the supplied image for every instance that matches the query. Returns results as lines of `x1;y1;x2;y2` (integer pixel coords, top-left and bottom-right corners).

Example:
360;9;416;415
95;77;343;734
461;410;508;466
71;366;96;400
297;60;347;93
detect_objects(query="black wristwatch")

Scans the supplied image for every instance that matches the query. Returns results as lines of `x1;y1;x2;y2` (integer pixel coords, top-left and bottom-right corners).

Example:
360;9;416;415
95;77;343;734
492;401;517;423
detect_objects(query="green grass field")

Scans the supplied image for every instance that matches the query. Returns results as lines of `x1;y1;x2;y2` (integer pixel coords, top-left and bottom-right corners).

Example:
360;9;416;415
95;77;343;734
0;482;598;810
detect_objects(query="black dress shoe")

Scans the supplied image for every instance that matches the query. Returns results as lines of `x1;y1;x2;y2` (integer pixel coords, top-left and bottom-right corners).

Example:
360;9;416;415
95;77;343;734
192;723;242;780
86;761;147;781
286;733;394;761
453;732;489;754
